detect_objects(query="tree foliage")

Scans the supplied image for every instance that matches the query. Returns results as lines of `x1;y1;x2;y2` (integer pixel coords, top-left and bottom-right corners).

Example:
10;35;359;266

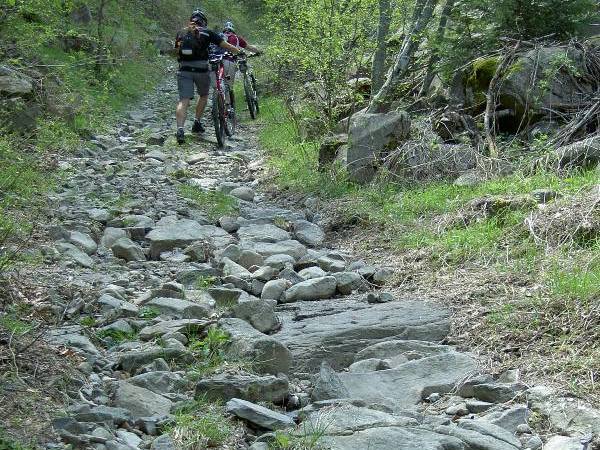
264;0;379;124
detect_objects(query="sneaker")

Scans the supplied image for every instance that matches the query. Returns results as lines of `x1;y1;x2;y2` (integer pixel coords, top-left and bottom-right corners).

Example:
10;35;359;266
191;120;205;134
176;128;185;145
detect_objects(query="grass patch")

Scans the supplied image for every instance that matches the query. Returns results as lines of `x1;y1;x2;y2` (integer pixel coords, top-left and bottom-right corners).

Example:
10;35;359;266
166;398;237;449
195;276;217;291
0;316;33;336
95;329;138;345
187;328;231;379
270;420;328;450
178;185;239;221
0;429;34;450
79;316;97;328
139;306;161;320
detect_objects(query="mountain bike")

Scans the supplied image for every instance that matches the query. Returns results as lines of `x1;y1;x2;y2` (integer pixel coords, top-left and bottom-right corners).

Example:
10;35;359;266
237;53;260;120
209;53;235;148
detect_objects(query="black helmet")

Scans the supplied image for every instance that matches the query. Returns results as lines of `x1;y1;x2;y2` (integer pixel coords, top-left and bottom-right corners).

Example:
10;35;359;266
190;9;207;26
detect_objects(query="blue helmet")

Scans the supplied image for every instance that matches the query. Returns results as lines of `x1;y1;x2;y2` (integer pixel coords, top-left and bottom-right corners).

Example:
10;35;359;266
224;21;235;32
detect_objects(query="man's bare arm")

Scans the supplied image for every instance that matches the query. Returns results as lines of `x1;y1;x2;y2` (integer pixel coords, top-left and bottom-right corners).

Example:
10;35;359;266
219;41;242;54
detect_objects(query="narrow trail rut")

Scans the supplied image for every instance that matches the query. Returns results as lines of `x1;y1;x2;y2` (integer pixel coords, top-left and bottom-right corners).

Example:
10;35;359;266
21;74;597;450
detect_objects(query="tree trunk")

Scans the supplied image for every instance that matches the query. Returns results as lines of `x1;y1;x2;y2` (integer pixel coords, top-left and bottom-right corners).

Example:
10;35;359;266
368;0;440;113
484;42;521;158
418;0;454;97
371;0;392;95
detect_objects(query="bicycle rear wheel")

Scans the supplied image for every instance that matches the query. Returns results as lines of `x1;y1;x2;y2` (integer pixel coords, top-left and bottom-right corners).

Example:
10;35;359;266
212;91;226;148
251;73;259;115
244;74;257;120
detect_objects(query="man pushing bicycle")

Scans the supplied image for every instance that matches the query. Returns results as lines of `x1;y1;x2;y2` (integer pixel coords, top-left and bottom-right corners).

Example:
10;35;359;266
174;10;242;145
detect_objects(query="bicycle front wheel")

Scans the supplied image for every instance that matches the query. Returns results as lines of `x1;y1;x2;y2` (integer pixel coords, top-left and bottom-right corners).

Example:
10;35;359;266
244;74;257;120
212;91;226;148
224;84;236;137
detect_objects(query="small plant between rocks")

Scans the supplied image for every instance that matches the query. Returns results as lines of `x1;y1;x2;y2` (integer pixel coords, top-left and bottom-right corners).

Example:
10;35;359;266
165;399;240;449
178;185;239;221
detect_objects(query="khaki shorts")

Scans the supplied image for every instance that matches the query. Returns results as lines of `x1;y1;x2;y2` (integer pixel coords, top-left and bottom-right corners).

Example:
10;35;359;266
177;69;210;100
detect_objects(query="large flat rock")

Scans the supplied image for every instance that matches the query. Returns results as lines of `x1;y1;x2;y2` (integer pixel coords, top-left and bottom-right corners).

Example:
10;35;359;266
324;352;476;411
146;219;235;259
320;426;466;450
273;298;451;372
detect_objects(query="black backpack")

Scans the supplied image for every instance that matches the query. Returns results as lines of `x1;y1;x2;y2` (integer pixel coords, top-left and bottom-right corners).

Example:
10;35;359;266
178;28;206;61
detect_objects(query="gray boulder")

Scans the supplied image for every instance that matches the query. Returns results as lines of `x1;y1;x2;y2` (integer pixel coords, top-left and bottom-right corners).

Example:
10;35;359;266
146;219;234;259
292;220;325;247
527;385;600;438
298;266;327;279
225;398;294;430
242;240;307;259
138;319;210;340
220;318;292;375
128;371;189;395
56;242;94;268
282;276;337;303
196;372;289;403
346;109;411;183
261;279;290;302
112;381;172;418
274;299;452;372
230;186;255;201
333;272;364;294
325;352;476;411
232;299;280;333
146;298;212;319
67;231;98;255
101;227;128;248
111;238;146;262
237;224;290;243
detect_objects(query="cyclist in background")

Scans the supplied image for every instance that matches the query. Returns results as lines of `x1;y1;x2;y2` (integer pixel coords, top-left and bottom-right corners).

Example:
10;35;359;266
219;21;262;107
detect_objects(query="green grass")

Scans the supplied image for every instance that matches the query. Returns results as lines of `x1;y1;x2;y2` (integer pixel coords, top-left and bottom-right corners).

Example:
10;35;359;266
95;329;138;345
139;306;161;320
166;398;236;449
0;429;34;450
79;316;97;328
187;328;231;379
195;276;217;291
270;421;328;450
0;316;33;336
178;185;239;221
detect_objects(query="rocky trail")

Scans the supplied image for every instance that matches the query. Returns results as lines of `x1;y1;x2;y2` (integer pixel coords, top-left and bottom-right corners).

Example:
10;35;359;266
10;73;599;450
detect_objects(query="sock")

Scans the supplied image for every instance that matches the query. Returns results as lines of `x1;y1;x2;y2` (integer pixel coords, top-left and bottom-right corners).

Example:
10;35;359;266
178;127;184;131
194;118;201;123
